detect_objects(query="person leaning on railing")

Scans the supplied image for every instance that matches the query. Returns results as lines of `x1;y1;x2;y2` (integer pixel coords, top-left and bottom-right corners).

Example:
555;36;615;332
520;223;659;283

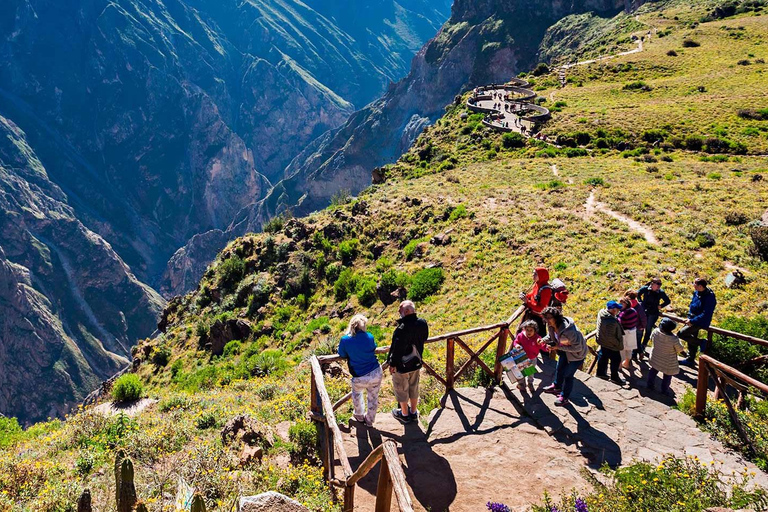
541;307;588;407
386;300;429;425
337;314;383;428
679;277;717;367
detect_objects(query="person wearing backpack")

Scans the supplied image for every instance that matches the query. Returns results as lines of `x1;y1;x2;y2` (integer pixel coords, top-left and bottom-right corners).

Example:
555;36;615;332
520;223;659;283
519;267;568;336
595;301;625;385
387;300;429;424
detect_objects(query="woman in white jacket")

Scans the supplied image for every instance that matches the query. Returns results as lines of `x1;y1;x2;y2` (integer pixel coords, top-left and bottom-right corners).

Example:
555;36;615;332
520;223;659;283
647;318;686;395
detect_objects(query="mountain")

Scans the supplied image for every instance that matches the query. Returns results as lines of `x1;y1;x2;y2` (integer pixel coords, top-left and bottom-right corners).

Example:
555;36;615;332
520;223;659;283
165;0;644;296
0;115;164;424
0;0;449;421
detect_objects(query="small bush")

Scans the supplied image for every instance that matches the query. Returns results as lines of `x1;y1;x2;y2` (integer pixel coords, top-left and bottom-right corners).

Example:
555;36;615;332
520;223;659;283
337;239;359;265
448;204;469;221
682;38;700;48
707;172;722;180
245;350;287;377
217;256;246;291
685;135;704;151
565;148;587;158
355;277;378;307
531;63;550;76
334;268;357;301
738;59;752;66
501;132;525;149
667;49;678;56
289;420;319;463
223;340;243;358
151;345;171;367
403;238;427;261
695;231;716;248
159;394;193;412
0;416;23;448
623;81;652;91
112;374;143;403
195;411;219;430
535;180;566;190
408;268;445;301
725;211;749;225
584;177;606;186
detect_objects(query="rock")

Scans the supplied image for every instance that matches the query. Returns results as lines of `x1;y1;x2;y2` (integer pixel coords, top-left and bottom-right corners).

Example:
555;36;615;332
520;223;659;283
391;287;408;302
284;219;309;241
221;415;274;449
351;200;369;216
431;233;452;246
371;242;387;259
666;267;677;273
239;444;264;467
321;362;345;378
239;492;309;512
725;270;746;289
371;167;387;184
460;112;469;120
377;282;398;305
208;319;252;356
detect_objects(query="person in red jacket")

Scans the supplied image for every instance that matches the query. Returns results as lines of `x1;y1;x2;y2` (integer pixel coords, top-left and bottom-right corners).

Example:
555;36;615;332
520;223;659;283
519;267;553;336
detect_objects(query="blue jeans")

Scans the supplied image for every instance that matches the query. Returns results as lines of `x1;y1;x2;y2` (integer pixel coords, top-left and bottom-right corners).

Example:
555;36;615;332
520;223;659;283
554;355;583;400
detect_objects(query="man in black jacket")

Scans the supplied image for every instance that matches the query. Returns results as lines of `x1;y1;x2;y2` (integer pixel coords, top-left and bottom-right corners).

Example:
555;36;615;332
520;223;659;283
637;278;671;357
387;300;429;424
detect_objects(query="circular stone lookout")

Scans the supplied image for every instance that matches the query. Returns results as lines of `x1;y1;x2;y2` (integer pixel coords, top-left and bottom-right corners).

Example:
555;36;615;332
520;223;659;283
466;79;550;134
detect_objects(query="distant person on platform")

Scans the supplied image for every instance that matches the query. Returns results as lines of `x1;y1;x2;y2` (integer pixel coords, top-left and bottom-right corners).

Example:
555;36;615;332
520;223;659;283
541;307;588;407
595;300;625;385
337;314;383;428
636;278;671;359
624;290;647;362
679;278;717;367
387;300;429;424
618;297;640;370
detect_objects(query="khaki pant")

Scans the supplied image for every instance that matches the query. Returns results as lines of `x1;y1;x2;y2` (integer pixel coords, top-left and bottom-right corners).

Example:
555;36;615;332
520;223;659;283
392;370;420;403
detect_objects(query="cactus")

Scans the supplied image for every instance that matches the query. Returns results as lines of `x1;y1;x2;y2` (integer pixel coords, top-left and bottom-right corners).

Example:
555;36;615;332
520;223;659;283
117;457;137;512
76;489;92;512
190;494;207;512
114;449;126;505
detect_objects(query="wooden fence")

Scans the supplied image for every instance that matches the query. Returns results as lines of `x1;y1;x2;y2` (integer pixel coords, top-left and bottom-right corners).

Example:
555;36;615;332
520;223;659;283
308;305;526;510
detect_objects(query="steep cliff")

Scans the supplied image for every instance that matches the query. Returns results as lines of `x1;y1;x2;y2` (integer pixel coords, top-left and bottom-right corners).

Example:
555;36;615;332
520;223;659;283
0;115;164;424
165;0;642;295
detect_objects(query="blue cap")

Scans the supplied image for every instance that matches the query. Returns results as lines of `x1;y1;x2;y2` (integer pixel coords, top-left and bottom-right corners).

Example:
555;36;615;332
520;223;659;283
606;300;622;310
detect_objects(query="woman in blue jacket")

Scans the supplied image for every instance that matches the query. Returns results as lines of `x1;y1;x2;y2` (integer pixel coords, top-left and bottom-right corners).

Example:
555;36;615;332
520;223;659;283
679;278;717;367
338;314;383;427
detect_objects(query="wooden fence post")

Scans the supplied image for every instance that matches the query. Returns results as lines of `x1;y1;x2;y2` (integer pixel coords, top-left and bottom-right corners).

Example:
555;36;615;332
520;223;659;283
695;359;709;419
446;337;455;391
343;485;355;512
374;456;393;512
311;366;319;416
494;328;509;384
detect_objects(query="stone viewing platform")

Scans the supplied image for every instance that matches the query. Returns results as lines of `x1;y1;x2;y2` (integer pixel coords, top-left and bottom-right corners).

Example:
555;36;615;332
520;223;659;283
466;80;551;136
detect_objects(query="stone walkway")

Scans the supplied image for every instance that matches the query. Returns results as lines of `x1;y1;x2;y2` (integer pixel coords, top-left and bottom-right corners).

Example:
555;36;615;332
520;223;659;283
472;92;529;135
337;387;592;511
506;357;768;488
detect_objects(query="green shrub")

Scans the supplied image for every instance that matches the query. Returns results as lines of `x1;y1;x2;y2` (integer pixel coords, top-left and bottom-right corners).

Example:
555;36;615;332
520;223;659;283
724;211;749;226
75;451;95;477
532;63;550;76
695;231;716;248
707;172;722;180
584;177;606;187
565;148;587;158
408;268;445;301
262;214;287;234
245;349;287;377
195;411;219;430
223;340;243;358
710;316;768;383
333;268;357;301
0;416;23;448
684;135;704;151
217;256;246;291
448;204;469;221
112;374;143;403
642;129;667;143
158;394;193;412
535;180;566;190
682;38;701;47
533;455;768;511
355;277;378;307
623;81;652;91
379;268;411;299
337;239;359;265
750;225;768;262
501;132;525;149
151;345;171;367
403;238;427;261
289;420;319;463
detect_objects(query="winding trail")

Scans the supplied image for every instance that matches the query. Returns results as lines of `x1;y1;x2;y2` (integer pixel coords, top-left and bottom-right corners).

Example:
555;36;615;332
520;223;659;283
585;191;659;245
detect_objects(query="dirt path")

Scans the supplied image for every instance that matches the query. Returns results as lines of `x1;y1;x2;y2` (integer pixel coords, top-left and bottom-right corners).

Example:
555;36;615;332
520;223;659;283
585;191;659;245
337;387;591;511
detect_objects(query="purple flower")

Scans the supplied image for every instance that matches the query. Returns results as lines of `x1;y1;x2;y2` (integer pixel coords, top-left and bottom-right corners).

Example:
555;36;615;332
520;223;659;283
486;502;511;512
575;498;589;512
550;507;561;512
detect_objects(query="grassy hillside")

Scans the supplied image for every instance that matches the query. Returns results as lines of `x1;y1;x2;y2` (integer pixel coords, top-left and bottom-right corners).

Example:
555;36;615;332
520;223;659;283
2;1;768;511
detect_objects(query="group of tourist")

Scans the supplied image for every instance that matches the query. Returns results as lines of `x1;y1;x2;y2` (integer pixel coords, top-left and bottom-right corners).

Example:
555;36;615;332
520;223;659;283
336;267;717;425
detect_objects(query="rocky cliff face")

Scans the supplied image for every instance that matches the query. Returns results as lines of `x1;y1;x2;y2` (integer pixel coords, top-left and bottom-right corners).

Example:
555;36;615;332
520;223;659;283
0;0;447;421
165;0;641;294
0;116;164;424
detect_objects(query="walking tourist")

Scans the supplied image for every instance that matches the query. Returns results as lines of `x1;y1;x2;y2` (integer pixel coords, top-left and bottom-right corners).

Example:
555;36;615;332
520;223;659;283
513;320;549;390
679;278;717;367
595;300;625;384
618;298;639;370
337;314;383;427
647;318;685;395
541;307;588;406
387;300;429;424
637;278;671;358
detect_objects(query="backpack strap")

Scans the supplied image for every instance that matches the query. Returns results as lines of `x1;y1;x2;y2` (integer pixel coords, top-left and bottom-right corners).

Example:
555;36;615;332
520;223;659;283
534;284;552;303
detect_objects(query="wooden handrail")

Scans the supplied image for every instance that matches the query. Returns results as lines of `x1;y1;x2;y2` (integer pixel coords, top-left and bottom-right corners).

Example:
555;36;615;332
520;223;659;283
382;440;414;512
346;443;385;487
699;354;768;395
309;356;353;479
662;313;768;349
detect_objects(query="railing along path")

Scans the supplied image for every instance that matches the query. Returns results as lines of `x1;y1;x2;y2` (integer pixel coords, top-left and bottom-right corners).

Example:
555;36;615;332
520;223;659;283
308;305;525;511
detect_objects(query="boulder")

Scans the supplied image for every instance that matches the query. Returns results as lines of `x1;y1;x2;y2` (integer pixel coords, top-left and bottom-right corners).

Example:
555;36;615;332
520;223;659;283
239;492;309;512
239;445;264;467
208;319;252;356
351;200;369;216
725;270;746;289
221;415;274;449
321;362;345;378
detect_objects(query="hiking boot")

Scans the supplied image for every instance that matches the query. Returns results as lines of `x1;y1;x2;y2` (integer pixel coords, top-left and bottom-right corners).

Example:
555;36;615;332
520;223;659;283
391;408;411;424
610;377;626;386
554;395;569;407
352;414;366;424
679;358;695;368
543;384;561;395
595;373;609;381
407;406;418;422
